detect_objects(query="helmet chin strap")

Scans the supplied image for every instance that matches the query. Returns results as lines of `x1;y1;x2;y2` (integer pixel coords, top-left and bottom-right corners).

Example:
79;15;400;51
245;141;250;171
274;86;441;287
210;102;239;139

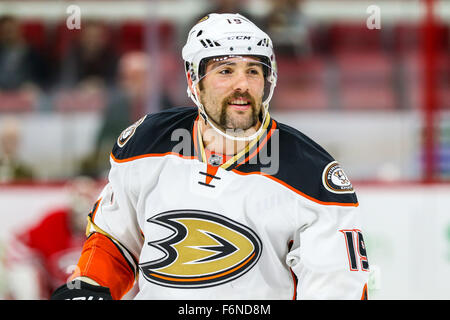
191;87;269;142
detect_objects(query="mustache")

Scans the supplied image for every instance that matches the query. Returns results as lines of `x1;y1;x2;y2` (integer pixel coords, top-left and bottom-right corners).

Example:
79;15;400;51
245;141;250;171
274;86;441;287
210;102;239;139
225;91;256;106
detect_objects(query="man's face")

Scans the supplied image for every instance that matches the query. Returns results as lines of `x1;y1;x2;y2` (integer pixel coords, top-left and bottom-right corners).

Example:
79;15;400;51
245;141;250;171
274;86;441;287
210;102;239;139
198;56;265;132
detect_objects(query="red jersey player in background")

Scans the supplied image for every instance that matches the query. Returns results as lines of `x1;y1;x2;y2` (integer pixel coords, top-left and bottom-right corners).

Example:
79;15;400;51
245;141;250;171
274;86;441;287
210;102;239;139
3;176;99;299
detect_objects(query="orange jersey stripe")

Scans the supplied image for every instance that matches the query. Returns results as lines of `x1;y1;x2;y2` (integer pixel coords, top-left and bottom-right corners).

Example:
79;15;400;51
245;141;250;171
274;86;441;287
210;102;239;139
205;164;220;185
192;115;200;160
111;151;196;163
361;283;368;300
71;232;135;300
290;268;298;300
231;170;359;207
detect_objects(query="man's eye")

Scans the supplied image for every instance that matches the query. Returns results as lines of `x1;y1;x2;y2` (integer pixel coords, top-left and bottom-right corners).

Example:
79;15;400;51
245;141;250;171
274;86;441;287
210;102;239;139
219;69;232;74
248;68;261;75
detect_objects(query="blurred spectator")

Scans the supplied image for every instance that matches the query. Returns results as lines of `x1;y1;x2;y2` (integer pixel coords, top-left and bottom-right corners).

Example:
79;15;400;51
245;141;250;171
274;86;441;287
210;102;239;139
2;176;100;300
0;116;33;182
193;0;260;27
263;0;312;57
59;20;118;90
209;0;247;13
80;51;175;177
0;15;49;91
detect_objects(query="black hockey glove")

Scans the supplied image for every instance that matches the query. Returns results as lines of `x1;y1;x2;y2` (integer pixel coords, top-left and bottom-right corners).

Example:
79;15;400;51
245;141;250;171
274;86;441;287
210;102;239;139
50;281;113;300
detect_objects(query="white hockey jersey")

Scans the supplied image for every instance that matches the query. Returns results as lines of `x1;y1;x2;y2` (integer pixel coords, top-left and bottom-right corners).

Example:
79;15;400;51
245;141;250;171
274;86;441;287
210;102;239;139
80;107;369;300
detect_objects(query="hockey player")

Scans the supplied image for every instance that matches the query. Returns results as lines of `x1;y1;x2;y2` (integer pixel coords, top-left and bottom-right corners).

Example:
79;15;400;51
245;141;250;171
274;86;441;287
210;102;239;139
51;13;370;300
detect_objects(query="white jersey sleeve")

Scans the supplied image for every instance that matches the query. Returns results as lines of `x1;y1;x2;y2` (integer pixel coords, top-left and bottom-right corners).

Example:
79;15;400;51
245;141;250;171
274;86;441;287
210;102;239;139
86;158;144;273
287;203;369;299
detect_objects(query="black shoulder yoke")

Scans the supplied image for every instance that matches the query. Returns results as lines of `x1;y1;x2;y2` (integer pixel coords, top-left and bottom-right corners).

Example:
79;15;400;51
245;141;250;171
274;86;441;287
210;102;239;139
112;107;198;160
234;121;358;205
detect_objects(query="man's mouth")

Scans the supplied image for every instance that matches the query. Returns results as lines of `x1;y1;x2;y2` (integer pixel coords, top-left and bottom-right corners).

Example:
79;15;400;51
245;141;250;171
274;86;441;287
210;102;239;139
228;99;251;111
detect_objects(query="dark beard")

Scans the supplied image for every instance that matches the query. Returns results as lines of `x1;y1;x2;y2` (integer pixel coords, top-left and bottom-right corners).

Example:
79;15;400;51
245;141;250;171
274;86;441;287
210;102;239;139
219;91;259;131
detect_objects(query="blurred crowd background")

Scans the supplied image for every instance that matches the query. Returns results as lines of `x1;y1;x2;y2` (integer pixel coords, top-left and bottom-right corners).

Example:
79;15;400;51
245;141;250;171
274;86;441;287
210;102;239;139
0;0;448;183
0;0;449;300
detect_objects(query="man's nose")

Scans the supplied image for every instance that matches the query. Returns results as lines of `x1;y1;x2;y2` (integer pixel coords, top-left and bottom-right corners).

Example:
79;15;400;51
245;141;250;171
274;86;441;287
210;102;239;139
232;71;250;92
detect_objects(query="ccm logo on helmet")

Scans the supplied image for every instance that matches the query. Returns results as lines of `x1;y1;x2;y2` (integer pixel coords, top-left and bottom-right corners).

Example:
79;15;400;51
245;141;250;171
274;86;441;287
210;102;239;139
140;210;263;288
227;35;252;40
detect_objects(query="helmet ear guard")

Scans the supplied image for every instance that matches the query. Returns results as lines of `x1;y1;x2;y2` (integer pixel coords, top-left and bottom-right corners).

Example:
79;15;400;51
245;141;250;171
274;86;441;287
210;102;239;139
185;62;200;104
185;61;197;83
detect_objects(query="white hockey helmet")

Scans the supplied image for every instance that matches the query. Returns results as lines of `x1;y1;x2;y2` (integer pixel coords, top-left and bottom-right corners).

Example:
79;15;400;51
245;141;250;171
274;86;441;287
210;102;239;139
182;13;277;141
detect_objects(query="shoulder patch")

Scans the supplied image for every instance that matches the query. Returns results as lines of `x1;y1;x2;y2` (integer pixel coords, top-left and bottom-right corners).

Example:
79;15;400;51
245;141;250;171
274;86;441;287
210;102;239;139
117;115;147;148
322;161;354;194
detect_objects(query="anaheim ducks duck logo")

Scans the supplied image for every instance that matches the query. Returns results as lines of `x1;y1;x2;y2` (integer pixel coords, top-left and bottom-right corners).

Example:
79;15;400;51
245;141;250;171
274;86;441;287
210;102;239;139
140;210;263;288
117;115;146;148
